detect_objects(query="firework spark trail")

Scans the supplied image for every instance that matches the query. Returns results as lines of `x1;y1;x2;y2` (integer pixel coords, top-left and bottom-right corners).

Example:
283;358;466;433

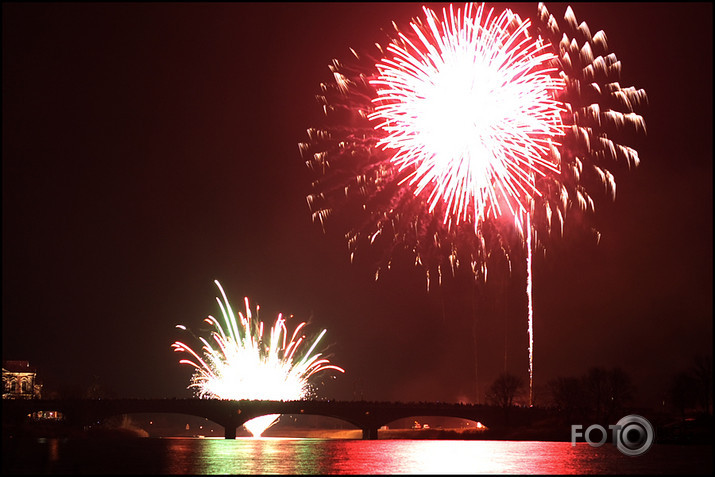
300;3;646;405
526;212;533;406
172;280;344;436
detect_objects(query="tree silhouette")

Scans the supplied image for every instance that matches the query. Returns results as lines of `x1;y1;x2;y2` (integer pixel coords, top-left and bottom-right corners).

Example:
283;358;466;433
668;371;698;419
604;367;634;422
583;367;609;423
667;354;713;418
549;367;634;424
549;376;586;423
486;372;524;409
690;353;712;416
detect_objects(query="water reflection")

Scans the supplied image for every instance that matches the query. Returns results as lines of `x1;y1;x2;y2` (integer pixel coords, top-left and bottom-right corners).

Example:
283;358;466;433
162;437;332;474
5;436;712;474
316;440;603;474
157;438;713;475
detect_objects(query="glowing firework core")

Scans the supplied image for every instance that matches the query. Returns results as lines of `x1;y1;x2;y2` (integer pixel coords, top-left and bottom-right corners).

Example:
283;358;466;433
370;3;565;228
172;280;344;437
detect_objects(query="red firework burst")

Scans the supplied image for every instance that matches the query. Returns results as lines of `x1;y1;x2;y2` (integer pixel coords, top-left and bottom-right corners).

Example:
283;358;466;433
370;3;565;230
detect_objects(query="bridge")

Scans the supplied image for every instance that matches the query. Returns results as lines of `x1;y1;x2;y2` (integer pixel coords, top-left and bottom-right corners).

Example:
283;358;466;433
2;398;550;439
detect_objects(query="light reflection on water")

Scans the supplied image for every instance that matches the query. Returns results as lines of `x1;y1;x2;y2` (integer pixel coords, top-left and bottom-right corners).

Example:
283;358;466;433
4;437;712;475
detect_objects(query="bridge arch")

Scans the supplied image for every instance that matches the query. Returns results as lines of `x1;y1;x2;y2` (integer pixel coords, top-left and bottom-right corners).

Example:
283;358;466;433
384;415;485;428
368;409;501;430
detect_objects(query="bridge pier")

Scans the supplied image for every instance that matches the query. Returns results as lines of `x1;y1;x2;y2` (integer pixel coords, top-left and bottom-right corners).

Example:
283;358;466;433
224;425;237;439
362;426;379;440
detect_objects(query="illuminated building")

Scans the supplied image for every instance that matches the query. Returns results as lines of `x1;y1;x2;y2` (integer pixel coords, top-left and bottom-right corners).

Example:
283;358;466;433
2;360;42;400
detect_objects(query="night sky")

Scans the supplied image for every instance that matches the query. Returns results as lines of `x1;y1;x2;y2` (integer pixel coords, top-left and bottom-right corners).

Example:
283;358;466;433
3;3;712;408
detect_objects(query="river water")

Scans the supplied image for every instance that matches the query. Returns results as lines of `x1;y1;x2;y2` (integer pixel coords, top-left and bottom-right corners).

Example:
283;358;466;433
2;437;712;474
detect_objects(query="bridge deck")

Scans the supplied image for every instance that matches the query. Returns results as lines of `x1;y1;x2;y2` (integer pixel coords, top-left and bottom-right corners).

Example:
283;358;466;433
2;399;549;439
